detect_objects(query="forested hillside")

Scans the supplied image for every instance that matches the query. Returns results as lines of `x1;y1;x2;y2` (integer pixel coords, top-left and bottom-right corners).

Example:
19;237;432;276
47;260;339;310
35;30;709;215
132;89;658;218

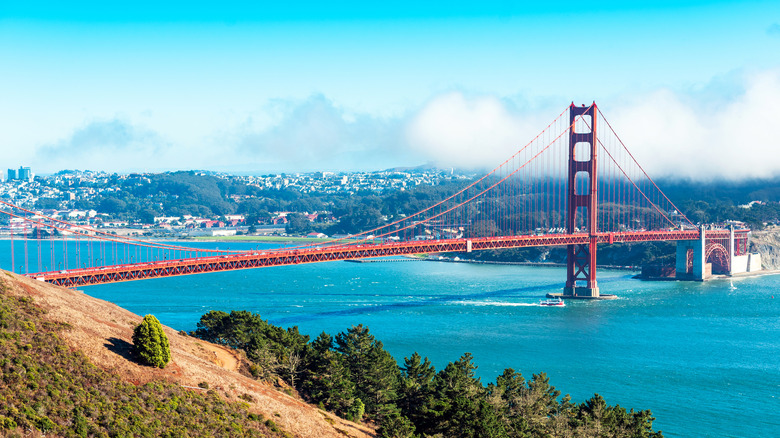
193;310;664;437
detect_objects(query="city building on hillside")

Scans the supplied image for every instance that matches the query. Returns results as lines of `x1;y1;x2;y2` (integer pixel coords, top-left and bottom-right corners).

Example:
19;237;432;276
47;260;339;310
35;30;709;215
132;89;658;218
6;166;33;182
18;167;32;181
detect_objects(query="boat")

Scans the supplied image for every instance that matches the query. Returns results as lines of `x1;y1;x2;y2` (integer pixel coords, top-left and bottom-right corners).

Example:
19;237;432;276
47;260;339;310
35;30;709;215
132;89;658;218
540;297;565;307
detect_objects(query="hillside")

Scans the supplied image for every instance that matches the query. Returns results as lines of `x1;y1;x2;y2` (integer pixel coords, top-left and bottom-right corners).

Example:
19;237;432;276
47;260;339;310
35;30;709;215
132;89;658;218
0;271;374;438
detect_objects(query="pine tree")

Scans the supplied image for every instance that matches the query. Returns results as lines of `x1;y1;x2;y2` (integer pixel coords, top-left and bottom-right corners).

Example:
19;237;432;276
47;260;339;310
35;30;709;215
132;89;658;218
430;353;507;437
487;368;534;437
335;325;401;416
302;332;356;416
398;352;437;432
132;314;171;368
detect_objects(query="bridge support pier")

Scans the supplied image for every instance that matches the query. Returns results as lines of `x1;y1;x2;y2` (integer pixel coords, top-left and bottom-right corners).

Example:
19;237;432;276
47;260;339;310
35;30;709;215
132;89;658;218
563;239;600;298
675;228;706;280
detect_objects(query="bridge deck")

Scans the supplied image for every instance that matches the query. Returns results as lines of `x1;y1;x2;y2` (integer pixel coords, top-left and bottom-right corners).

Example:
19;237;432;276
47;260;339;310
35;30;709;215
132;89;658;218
31;229;734;287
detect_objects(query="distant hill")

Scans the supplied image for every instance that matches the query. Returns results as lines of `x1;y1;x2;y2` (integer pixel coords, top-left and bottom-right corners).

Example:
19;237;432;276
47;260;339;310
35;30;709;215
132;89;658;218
0;272;374;438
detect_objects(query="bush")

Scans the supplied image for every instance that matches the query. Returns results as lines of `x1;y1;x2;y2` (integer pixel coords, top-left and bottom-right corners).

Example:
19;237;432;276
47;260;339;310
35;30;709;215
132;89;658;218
348;398;364;423
132;315;171;368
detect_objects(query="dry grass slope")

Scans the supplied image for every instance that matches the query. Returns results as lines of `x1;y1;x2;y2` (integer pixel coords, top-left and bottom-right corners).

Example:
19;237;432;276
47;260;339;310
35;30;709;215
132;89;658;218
1;271;374;438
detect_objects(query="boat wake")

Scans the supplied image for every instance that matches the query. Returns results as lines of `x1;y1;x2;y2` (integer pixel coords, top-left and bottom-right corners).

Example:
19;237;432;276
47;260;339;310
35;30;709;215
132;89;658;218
451;300;538;307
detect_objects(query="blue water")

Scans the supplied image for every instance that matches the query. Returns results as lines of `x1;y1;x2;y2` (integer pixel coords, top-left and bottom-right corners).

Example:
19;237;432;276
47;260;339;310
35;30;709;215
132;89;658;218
3;240;778;437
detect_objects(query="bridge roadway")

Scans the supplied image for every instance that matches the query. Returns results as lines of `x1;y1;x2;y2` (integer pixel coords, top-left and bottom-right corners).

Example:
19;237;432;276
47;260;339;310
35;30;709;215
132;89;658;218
28;229;729;287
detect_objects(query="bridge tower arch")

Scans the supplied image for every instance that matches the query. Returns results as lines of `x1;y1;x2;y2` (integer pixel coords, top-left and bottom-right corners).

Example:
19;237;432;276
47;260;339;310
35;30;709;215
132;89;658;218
676;227;744;280
676;229;706;280
564;103;600;297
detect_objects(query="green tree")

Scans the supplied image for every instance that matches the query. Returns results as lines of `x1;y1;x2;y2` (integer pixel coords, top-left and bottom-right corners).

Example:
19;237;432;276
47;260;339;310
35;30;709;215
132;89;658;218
132;314;171;368
34;197;60;210
348;398;365;423
137;208;159;224
329;204;384;234
574;394;662;438
429;353;507;437
302;332;356;416
377;406;416;438
193;310;309;386
285;213;313;235
335;325;401;416
98;197;128;214
398;352;437;432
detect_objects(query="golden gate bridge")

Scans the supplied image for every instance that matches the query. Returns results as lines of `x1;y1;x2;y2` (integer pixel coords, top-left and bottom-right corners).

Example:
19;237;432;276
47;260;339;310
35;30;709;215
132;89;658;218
2;103;752;298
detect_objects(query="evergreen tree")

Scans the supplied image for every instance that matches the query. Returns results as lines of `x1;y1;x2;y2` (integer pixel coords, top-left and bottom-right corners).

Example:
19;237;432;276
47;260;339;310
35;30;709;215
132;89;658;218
302;332;356;416
487;368;531;436
335;325;401;416
521;372;562;428
398;352;437;432
430;353;507;437
377;405;416;438
575;394;662;438
132;314;171;368
193;310;309;386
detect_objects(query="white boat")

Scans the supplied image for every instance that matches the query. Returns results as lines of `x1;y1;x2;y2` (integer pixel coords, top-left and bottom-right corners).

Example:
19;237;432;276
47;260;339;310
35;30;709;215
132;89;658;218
540;297;565;307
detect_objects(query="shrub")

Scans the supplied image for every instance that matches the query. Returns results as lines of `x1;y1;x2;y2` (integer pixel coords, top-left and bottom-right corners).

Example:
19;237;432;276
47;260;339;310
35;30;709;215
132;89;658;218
0;415;18;429
132;315;171;368
348;398;364;423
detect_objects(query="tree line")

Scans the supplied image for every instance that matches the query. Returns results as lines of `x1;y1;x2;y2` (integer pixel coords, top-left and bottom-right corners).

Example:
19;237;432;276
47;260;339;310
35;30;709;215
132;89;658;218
193;310;663;438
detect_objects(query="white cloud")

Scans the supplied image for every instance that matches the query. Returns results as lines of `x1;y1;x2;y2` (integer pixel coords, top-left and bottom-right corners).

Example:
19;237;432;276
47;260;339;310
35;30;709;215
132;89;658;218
228;94;413;172
404;92;551;170
608;69;780;180
34;119;172;173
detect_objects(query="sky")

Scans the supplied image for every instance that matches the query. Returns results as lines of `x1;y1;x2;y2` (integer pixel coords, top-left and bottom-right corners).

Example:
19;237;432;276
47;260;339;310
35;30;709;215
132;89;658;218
1;1;780;179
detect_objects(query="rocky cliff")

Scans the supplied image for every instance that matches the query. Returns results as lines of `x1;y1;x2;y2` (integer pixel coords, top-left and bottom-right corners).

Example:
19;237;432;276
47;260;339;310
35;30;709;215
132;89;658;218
749;227;780;270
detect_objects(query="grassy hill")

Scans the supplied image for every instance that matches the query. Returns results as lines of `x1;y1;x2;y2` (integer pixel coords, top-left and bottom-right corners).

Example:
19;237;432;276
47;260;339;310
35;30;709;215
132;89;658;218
0;272;373;438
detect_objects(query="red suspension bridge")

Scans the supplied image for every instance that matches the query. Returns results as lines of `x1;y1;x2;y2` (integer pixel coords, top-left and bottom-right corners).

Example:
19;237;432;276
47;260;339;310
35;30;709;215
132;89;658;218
2;103;752;297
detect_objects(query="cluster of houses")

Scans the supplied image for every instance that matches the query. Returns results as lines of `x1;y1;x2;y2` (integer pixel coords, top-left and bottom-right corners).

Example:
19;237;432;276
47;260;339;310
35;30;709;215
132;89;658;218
0;208;337;239
229;169;468;195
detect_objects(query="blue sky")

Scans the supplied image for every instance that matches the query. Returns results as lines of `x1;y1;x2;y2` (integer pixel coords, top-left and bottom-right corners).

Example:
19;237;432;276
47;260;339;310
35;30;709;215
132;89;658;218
2;1;780;178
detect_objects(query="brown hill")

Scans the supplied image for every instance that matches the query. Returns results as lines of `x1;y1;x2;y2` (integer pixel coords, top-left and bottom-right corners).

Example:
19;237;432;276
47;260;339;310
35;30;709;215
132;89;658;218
2;270;375;438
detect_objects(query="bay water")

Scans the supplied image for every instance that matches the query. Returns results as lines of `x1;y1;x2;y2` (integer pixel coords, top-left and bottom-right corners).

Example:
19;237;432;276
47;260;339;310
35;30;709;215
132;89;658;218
4;240;778;437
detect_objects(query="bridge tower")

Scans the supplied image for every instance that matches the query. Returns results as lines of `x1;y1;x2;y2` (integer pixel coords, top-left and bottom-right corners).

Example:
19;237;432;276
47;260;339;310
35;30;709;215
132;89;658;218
563;103;600;298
